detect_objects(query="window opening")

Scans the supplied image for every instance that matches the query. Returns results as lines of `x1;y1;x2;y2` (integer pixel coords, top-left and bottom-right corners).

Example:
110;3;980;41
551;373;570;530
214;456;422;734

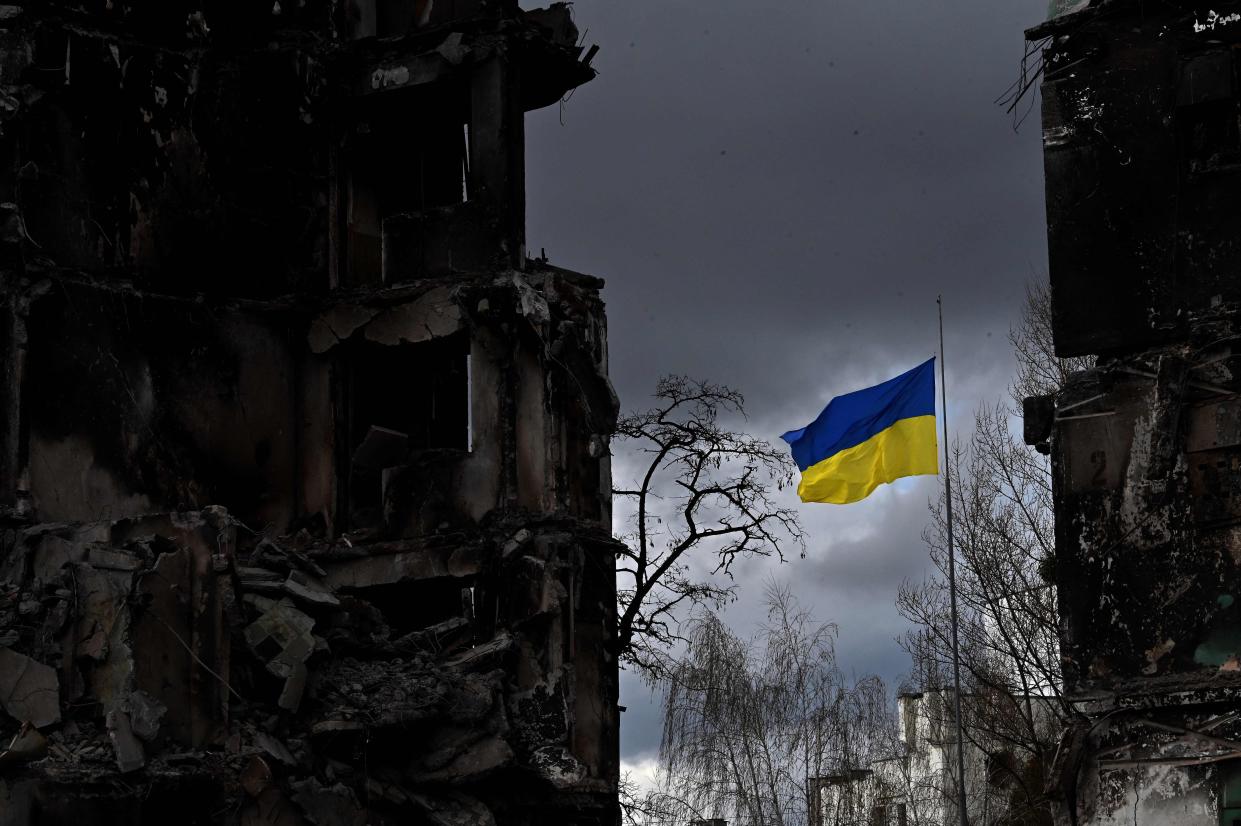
344;85;468;285
347;333;469;527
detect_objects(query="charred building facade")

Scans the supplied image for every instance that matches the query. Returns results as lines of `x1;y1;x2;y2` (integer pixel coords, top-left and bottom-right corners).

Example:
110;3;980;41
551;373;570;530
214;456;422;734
0;2;620;824
1028;2;1241;823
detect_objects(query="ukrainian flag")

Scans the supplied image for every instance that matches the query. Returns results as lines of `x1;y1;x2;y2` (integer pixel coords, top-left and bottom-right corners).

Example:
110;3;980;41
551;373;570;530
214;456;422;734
781;358;938;504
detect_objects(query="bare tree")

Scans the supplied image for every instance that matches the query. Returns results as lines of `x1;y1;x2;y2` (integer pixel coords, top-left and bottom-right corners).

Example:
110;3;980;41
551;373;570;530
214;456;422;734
896;282;1093;824
634;584;888;826
613;376;805;677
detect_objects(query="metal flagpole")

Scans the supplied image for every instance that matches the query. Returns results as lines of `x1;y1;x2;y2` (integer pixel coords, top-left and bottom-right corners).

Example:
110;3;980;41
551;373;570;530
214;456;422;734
937;295;970;826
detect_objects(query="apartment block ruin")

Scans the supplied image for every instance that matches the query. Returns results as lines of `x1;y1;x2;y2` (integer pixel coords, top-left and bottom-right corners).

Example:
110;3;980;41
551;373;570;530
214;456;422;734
1026;1;1241;823
0;2;620;824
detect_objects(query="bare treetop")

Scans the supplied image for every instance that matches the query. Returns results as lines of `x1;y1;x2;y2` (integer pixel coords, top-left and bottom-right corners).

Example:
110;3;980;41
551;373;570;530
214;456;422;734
613;375;805;678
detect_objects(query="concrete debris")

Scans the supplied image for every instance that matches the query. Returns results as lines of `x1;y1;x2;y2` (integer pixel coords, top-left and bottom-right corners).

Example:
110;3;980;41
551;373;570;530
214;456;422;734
245;598;316;711
281;571;339;609
413;734;514;783
238;567;285;594
501;528;532;558
289;778;366;826
443;632;513;673
245;599;316;677
393;616;472;656
124;690;167;742
0;648;60;728
254;731;297;766
0;722;47;767
105;709;145;773
313;656;450;729
410;790;497;826
322;545;483;589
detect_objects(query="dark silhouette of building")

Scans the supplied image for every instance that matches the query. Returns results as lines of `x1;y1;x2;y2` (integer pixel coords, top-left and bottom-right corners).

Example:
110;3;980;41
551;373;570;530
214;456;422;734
0;2;619;824
1027;2;1241;822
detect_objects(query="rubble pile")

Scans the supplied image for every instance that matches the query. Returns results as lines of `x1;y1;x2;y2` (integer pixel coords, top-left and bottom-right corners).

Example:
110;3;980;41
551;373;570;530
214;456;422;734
0;509;621;824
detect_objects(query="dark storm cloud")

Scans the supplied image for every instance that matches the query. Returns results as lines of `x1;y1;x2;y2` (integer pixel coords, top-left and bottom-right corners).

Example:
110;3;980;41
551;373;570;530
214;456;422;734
522;0;1051;766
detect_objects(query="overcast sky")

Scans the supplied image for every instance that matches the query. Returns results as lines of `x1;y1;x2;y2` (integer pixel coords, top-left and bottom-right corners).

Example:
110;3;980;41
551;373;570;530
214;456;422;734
522;0;1051;772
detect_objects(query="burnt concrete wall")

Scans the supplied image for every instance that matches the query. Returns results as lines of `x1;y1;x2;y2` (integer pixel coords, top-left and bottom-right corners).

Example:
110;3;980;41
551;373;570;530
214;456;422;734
0;2;618;824
1038;1;1241;359
1029;2;1241;823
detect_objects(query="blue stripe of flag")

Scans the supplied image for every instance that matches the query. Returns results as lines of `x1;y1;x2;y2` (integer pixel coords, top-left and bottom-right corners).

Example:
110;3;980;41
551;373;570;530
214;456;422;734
780;358;936;472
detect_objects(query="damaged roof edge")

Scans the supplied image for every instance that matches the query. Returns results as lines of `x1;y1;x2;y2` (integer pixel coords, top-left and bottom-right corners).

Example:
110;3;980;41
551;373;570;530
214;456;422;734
1026;0;1112;40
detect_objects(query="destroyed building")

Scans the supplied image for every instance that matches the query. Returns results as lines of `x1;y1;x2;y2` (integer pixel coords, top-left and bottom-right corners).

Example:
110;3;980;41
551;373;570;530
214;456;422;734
1026;1;1241;823
0;2;620;824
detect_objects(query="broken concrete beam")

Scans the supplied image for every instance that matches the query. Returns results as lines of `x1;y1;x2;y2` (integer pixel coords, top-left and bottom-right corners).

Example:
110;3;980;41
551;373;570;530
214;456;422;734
105;709;145;773
238;566;283;581
393;616;473;656
282;570;340;608
310;719;366;737
322;545;482;589
442;631;513;673
0;648;60;727
251;538;327;578
238;566;286;595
